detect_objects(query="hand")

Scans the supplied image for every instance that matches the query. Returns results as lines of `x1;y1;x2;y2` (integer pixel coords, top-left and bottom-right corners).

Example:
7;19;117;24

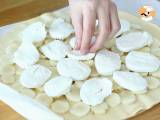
69;0;120;53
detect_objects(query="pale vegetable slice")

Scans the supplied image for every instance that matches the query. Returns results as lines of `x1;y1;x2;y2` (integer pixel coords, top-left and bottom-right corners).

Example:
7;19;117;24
69;36;96;49
66;84;81;102
57;58;91;81
113;71;147;92
146;76;160;89
106;93;121;107
126;51;160;72
70;102;90;117
116;32;153;52
11;81;24;92
115;19;131;37
40;40;71;61
20;64;51;88
95;50;121;76
49;18;74;40
13;42;40;68
80;77;112;106
1;74;15;84
91;102;108;114
67;50;95;60
119;91;136;105
44;76;72;97
51;98;70;114
20;22;47;43
20;88;36;98
35;93;53;106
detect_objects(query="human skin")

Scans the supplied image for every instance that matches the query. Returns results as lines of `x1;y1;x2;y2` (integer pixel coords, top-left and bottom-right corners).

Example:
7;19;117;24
68;0;121;53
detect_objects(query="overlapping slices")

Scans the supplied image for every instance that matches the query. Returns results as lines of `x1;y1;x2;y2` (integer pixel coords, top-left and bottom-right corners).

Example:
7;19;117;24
126;51;160;72
67;50;95;61
44;76;72;97
115;19;131;37
20;64;51;88
49;18;74;40
105;93;121;107
91;102;108;114
116;32;153;52
13;42;40;68
20;22;47;43
40;40;71;61
70;102;90;117
95;50;121;76
80;77;112;106
51;98;70;114
113;71;147;92
57;58;91;81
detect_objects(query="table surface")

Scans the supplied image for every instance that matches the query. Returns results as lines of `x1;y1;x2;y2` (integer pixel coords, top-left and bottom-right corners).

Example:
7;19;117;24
0;0;160;120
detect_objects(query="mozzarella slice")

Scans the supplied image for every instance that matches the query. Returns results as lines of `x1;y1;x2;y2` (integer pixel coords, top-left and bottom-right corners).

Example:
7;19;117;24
70;102;90;117
67;50;95;60
126;51;160;72
57;58;91;81
13;42;40;68
40;40;71;61
115;19;130;37
116;32;153;52
95;50;121;76
49;18;74;40
80;77;112;106
44;76;72;97
106;93;121;107
21;22;47;43
113;71;147;92
20;64;51;88
69;36;96;49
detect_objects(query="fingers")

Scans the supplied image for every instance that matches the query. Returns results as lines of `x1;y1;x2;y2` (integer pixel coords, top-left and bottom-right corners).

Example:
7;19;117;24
108;2;121;39
70;11;83;50
81;8;96;54
90;2;110;53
